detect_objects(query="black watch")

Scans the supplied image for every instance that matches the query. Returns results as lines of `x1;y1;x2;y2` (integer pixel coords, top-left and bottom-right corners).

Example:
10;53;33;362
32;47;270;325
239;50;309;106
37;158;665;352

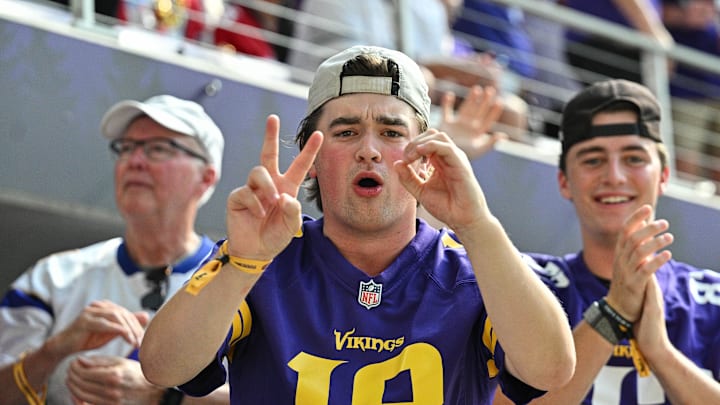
583;300;620;345
160;387;185;405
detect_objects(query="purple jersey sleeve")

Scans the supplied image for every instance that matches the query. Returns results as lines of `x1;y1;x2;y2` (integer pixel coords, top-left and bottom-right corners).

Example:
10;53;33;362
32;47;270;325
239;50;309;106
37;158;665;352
527;252;720;404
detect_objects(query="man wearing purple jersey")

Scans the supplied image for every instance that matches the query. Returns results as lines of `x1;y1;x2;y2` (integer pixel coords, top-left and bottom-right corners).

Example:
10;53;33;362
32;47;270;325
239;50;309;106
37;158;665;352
139;45;576;404
493;79;720;404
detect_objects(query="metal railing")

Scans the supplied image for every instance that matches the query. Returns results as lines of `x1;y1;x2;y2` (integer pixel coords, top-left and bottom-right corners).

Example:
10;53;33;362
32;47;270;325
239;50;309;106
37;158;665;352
492;0;720;192
61;0;720;192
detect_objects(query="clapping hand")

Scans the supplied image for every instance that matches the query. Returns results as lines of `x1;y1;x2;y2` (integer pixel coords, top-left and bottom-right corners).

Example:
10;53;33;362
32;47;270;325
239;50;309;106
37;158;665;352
606;205;673;322
438;85;506;160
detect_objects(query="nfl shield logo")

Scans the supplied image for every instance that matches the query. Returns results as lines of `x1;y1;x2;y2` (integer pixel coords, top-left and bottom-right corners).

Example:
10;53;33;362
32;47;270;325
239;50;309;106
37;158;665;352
358;280;383;310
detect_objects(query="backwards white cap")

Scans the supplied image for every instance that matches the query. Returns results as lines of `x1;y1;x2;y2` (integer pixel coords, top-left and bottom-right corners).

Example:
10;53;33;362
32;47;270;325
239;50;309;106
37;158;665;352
306;45;431;123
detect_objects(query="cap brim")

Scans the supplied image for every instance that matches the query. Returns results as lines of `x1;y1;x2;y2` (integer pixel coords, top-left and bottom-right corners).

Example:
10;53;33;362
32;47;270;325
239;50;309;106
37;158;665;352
100;100;196;139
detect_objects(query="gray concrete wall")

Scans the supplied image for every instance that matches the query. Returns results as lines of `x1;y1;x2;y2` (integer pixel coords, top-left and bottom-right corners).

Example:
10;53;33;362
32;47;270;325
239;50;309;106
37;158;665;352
0;12;317;289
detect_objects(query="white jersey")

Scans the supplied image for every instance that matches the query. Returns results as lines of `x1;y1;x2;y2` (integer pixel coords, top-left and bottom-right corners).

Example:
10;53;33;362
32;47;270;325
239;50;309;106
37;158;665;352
0;236;216;404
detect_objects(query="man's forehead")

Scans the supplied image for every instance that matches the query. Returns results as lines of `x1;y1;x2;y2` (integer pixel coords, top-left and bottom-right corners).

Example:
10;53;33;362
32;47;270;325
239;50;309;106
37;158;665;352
324;92;415;110
124;118;197;144
567;110;655;155
570;134;655;156
320;94;418;122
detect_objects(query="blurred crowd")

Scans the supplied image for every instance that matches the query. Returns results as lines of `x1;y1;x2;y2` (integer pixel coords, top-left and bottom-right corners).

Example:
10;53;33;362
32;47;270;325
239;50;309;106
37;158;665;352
47;0;720;191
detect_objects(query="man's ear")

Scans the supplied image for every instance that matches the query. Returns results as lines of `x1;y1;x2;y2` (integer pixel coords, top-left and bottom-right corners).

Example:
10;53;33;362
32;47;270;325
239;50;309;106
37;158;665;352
658;164;670;196
203;166;218;187
558;169;572;201
196;166;218;198
308;164;317;179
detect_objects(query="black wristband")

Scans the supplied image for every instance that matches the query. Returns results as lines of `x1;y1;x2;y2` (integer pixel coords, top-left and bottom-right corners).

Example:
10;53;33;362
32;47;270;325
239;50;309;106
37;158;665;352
598;298;633;340
160;387;184;405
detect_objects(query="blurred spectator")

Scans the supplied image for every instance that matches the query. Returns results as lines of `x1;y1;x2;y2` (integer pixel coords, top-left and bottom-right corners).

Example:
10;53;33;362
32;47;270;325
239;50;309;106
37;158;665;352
288;0;530;141
452;0;536;83
452;0;580;139
662;0;720;186
118;0;223;41
523;0;582;139
561;0;673;85
214;1;279;58
48;0;121;19
0;95;228;404
422;53;530;142
288;0;456;74
213;0;301;61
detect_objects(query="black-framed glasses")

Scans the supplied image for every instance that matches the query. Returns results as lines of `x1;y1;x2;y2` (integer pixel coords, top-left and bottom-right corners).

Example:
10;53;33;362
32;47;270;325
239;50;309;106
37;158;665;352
141;266;171;311
110;137;208;163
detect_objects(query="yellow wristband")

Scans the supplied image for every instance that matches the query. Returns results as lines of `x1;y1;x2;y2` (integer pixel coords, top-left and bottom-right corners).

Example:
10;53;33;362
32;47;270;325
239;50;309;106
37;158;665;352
220;241;272;275
629;338;651;377
12;352;47;405
185;258;223;296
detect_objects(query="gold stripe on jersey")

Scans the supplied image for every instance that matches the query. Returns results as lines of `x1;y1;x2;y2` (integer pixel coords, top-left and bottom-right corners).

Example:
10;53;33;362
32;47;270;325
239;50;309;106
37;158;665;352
482;316;499;378
441;233;463;249
227;301;252;362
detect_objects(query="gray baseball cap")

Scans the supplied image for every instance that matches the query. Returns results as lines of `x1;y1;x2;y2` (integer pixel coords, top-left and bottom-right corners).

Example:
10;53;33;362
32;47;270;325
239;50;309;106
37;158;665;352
306;45;431;123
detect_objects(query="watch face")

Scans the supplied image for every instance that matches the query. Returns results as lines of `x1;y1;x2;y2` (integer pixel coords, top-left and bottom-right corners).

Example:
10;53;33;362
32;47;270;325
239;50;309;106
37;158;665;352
584;302;601;322
584;302;618;344
162;388;185;405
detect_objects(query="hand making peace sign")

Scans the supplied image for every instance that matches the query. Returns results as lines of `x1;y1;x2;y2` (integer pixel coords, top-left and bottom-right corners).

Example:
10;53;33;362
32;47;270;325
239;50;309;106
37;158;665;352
225;115;323;261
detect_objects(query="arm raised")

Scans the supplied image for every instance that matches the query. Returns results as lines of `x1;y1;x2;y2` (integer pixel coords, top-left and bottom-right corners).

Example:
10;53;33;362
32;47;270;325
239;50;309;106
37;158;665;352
396;133;575;390
140;115;323;387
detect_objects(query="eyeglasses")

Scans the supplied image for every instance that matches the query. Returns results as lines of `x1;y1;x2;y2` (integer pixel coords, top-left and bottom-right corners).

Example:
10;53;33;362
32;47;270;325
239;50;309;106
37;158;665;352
141;266;170;311
110;137;208;163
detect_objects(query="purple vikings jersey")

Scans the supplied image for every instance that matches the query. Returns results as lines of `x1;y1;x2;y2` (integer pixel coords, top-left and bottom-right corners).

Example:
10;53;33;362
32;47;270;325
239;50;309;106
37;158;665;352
528;252;720;405
180;217;543;404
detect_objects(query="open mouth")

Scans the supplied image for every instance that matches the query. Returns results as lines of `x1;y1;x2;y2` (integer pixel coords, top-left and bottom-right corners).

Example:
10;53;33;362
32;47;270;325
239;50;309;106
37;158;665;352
358;177;380;188
353;173;383;197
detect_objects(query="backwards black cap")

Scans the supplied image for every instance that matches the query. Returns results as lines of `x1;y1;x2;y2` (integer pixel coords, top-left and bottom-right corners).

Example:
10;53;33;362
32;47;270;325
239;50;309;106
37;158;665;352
560;79;662;157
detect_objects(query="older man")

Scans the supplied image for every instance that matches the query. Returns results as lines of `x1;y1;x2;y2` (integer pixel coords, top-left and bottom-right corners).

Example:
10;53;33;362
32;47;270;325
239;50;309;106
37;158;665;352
0;95;228;404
